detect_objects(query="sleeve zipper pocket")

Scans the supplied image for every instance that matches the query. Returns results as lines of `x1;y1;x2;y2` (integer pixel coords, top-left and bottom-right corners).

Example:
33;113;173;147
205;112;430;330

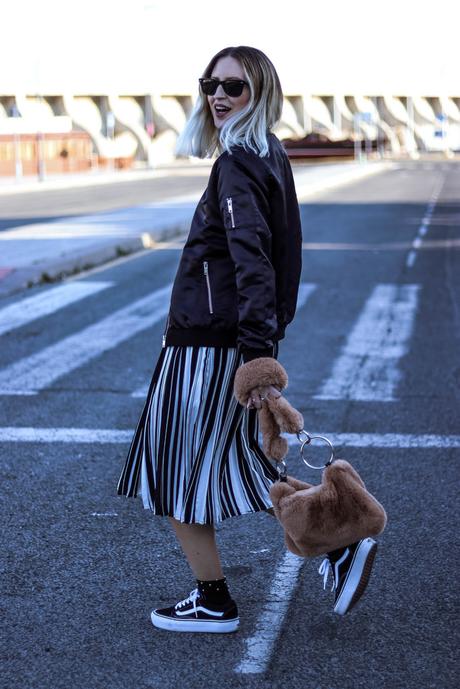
203;261;214;314
226;197;235;229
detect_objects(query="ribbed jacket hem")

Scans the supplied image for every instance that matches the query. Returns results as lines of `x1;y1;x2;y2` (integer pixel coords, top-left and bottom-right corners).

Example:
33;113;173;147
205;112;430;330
164;327;239;348
164;328;277;361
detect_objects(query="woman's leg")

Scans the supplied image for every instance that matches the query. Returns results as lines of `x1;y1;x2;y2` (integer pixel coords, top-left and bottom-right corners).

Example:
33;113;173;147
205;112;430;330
150;518;237;631
168;517;224;580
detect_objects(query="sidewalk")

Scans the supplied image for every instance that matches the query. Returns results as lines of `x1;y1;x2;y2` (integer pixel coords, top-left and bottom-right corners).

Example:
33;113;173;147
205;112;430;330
0;160;214;196
0;160;393;298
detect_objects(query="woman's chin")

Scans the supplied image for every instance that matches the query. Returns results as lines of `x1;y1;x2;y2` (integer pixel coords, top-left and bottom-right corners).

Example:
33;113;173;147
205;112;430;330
213;113;233;129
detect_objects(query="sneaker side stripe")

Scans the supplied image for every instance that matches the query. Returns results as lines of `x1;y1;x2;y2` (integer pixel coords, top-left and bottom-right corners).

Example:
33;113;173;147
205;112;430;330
334;548;350;587
334;539;377;615
175;605;225;618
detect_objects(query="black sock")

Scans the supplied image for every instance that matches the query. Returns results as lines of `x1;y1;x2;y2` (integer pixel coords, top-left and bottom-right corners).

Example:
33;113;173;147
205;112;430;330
196;577;231;605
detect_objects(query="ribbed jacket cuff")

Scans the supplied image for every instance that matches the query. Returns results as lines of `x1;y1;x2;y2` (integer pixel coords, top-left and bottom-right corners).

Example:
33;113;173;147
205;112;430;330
241;347;274;363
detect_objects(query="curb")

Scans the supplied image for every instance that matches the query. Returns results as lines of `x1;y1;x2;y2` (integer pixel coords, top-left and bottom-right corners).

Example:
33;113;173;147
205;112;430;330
0;161;394;299
0;219;191;298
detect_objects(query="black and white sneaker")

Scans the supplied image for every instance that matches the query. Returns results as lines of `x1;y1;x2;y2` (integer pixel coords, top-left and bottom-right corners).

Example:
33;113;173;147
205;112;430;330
150;588;239;633
318;538;378;616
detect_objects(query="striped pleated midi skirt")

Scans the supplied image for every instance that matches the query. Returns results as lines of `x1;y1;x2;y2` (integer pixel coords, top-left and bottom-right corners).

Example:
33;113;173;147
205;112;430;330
117;344;279;524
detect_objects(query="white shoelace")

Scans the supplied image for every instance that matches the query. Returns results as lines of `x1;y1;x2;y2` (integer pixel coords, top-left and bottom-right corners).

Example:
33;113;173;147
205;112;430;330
318;558;336;592
174;588;200;616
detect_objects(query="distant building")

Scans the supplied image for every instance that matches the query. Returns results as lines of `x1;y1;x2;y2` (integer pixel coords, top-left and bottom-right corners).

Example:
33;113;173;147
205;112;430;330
1;91;458;176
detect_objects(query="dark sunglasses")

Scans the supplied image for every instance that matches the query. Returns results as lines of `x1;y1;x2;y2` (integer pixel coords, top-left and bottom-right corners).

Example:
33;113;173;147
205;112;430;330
199;78;249;97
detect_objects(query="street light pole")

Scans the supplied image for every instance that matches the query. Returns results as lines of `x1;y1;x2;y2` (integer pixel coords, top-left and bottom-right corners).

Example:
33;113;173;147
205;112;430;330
10;103;23;180
407;96;416;157
353;114;362;162
36;93;46;182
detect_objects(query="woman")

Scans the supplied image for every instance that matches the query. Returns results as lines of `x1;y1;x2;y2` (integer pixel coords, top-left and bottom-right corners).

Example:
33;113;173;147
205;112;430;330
117;46;376;633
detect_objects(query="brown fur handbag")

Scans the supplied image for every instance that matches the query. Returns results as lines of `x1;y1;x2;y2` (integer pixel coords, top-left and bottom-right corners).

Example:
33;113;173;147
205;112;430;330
234;357;387;557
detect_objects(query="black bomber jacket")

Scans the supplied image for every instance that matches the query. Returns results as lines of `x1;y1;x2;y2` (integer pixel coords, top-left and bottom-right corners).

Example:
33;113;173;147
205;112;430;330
163;132;303;362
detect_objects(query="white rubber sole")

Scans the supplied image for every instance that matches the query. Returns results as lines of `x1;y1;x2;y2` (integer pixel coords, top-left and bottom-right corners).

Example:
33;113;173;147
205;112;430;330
151;611;240;633
334;538;377;616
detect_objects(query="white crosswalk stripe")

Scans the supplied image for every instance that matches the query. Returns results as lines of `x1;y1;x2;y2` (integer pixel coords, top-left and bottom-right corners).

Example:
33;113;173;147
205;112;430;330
235;551;304;674
295;282;317;309
314;284;420;401
0;285;172;395
0;281;113;336
0;281;423;401
0;428;458;447
130;282;317;398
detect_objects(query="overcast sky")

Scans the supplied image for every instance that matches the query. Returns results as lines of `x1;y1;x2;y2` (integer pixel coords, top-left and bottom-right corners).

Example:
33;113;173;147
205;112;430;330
1;0;458;94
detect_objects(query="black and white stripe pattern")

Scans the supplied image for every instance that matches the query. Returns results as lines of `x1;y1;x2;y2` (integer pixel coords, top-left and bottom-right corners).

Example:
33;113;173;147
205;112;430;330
117;345;279;524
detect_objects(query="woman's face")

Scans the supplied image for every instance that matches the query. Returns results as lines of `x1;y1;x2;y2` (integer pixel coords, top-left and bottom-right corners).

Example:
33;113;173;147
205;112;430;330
207;55;250;129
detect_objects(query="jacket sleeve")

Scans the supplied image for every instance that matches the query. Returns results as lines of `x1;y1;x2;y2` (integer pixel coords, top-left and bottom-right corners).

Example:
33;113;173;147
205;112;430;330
217;150;277;363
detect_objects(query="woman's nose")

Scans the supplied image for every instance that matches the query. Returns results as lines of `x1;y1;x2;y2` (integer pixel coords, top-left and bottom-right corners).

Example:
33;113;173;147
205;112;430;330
214;83;226;97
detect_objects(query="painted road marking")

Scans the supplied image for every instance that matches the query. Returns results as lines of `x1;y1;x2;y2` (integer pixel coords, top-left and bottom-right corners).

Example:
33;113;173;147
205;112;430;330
296;282;317;310
285;433;460;448
0;428;133;442
131;384;152;399
0;285;172;395
406;176;444;268
406;251;417;267
0;281;113;336
131;282;318;398
0;428;459;447
314;284;420;401
234;551;304;675
91;512;119;517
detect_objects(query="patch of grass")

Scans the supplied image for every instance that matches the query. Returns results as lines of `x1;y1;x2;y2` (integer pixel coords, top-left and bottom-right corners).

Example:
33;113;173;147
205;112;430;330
116;245;132;257
38;262;96;285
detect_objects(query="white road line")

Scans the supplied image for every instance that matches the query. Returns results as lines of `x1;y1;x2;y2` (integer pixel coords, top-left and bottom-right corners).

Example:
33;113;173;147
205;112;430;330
1;428;459;447
406;177;444;269
314;284;420;401
131;384;150;399
91;512;119;517
406;251;417;268
285;433;460;449
234;551;304;675
0;427;133;442
0;285;172;395
0;281;113;336
295;282;317;310
131;282;317;398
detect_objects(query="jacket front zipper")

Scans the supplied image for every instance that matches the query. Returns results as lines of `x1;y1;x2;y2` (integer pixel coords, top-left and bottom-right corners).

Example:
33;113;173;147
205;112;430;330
203;261;214;314
226;197;235;228
162;313;171;347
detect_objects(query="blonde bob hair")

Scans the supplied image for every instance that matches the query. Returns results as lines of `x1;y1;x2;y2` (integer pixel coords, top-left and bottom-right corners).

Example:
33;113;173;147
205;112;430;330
175;46;283;159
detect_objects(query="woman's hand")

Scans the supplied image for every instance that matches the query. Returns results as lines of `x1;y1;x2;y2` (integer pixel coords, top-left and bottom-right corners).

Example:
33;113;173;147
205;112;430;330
246;384;281;410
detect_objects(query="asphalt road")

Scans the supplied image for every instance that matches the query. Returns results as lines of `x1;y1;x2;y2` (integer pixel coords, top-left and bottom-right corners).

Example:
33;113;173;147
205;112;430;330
0;165;212;230
1;160;459;689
